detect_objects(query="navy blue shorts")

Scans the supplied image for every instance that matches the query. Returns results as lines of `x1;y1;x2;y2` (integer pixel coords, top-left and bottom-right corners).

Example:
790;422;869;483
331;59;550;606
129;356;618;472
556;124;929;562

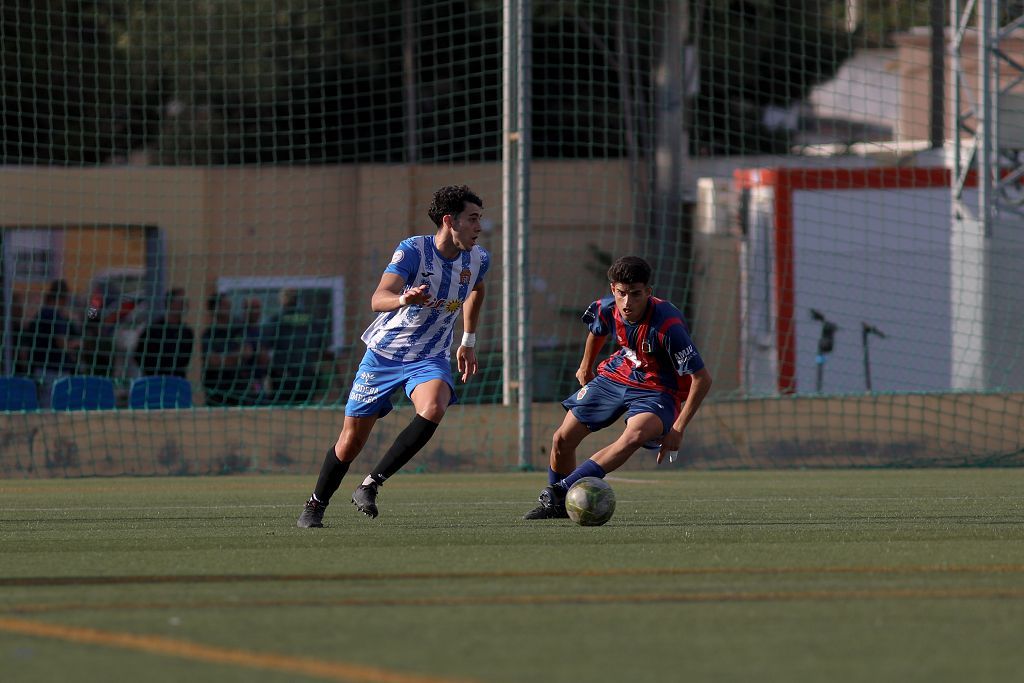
561;374;678;443
345;350;456;418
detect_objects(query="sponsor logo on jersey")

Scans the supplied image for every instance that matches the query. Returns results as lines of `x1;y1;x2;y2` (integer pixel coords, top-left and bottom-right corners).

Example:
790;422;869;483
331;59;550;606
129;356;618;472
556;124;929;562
424;297;464;312
674;346;697;374
391;250;405;264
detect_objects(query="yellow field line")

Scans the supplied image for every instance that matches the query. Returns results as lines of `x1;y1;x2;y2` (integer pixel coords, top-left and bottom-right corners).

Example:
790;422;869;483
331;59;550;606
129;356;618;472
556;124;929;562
9;586;1024;615
0;616;477;683
4;563;1024;587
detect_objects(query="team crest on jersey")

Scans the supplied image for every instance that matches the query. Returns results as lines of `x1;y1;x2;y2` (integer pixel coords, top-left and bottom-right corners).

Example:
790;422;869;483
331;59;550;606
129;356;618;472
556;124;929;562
391;250;405;264
459;268;472;285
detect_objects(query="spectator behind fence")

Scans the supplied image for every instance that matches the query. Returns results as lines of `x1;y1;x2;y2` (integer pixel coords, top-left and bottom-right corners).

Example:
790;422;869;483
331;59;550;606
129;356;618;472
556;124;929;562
19;279;81;407
76;302;116;378
10;297;30;376
134;288;195;379
262;288;328;405
201;292;253;407
241;297;271;399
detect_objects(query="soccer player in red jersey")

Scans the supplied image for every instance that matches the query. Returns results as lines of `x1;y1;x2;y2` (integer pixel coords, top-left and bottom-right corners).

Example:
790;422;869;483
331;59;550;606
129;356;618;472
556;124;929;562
524;256;713;519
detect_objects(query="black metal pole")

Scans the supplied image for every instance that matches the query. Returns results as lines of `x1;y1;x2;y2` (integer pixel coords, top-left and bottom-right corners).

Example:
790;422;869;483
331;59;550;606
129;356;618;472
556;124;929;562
811;309;837;394
862;325;872;391
929;0;945;149
862;322;886;392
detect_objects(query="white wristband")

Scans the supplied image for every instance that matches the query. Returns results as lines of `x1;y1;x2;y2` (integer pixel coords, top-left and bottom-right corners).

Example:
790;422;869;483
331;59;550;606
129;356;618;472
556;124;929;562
398;293;408;307
461;332;477;348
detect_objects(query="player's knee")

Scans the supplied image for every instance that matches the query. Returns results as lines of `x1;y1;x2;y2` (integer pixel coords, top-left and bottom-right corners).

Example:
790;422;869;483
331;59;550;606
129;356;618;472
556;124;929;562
417;403;448;422
336;432;368;459
551;429;573;453
619;428;648;451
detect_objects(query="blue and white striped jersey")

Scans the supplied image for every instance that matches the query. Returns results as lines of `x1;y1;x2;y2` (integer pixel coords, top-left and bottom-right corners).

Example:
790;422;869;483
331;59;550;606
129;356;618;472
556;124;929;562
360;235;490;361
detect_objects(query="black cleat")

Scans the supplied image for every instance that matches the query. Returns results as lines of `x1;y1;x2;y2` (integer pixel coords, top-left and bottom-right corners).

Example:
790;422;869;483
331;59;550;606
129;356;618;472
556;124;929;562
296;497;327;528
523;485;569;520
352;484;380;518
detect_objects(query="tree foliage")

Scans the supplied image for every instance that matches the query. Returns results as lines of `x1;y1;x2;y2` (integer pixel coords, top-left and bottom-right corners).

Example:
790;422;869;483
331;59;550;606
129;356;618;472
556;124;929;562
1;1;158;164
693;0;857;154
1;0;910;165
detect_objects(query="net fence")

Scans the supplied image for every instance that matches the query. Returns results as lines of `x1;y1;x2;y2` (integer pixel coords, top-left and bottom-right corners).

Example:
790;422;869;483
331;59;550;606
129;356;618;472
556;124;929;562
1;0;1022;476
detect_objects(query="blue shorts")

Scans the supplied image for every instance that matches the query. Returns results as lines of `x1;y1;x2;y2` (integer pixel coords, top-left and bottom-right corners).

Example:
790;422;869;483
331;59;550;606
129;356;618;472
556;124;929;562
345;350;457;418
561;374;678;445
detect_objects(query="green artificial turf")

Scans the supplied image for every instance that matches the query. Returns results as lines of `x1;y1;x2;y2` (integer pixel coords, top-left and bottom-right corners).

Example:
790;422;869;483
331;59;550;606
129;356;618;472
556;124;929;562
2;470;1023;683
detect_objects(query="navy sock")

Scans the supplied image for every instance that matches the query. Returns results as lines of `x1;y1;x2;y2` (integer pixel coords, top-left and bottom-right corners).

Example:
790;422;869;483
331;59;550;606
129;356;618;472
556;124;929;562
548;467;569;486
556;459;606;490
312;446;349;503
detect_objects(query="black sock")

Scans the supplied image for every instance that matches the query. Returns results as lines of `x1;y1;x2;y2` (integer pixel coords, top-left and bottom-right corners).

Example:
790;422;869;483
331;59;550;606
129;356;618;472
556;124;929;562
312;446;350;504
368;415;439;485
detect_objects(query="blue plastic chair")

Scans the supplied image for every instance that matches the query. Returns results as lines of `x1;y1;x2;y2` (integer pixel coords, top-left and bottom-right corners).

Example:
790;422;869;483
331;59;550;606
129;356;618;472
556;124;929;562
0;376;39;411
50;376;117;411
129;375;193;409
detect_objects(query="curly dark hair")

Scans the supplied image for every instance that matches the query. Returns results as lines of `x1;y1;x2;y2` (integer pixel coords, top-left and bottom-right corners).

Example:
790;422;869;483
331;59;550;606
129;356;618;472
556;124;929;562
427;185;483;228
607;256;652;286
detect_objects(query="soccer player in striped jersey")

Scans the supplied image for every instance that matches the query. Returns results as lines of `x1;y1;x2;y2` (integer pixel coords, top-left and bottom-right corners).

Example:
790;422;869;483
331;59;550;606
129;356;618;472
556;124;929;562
297;185;488;527
524;256;713;520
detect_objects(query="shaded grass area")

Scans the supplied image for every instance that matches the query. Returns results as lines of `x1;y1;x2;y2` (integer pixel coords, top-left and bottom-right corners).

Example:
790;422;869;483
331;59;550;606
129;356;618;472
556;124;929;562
2;470;1024;682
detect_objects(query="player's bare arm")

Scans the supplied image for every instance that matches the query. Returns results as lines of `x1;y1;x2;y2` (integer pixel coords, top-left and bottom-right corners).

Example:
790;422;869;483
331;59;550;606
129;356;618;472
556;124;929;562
575;332;606;386
456;279;485;382
658;367;713;464
371;272;430;312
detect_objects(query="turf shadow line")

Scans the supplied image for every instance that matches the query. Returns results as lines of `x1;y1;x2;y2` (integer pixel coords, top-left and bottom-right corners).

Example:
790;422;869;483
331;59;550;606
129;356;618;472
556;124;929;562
4;563;1024;588
9;586;1024;616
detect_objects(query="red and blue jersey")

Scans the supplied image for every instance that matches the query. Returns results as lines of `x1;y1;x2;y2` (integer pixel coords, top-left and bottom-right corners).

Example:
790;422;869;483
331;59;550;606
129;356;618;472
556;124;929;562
583;295;704;403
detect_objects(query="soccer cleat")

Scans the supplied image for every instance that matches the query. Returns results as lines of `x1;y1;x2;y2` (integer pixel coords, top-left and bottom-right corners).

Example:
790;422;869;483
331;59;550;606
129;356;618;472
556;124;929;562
523;485;569;520
351;483;380;518
296;497;327;528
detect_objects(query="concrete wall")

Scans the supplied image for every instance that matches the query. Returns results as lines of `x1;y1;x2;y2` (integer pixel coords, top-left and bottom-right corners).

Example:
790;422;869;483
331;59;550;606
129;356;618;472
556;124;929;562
1;392;1021;478
0;163;653;400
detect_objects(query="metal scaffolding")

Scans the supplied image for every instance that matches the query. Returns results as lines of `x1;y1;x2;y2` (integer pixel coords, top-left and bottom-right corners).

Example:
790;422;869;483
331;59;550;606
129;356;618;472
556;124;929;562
950;0;1024;391
951;0;1024;228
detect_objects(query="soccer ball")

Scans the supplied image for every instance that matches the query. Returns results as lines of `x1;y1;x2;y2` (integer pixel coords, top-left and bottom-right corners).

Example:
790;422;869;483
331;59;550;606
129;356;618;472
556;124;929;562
565;477;616;526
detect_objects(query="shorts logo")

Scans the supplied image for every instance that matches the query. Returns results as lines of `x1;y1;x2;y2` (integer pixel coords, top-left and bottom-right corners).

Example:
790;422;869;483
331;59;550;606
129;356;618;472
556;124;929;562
391;250;405;264
359;371;376;382
576;386;588;400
